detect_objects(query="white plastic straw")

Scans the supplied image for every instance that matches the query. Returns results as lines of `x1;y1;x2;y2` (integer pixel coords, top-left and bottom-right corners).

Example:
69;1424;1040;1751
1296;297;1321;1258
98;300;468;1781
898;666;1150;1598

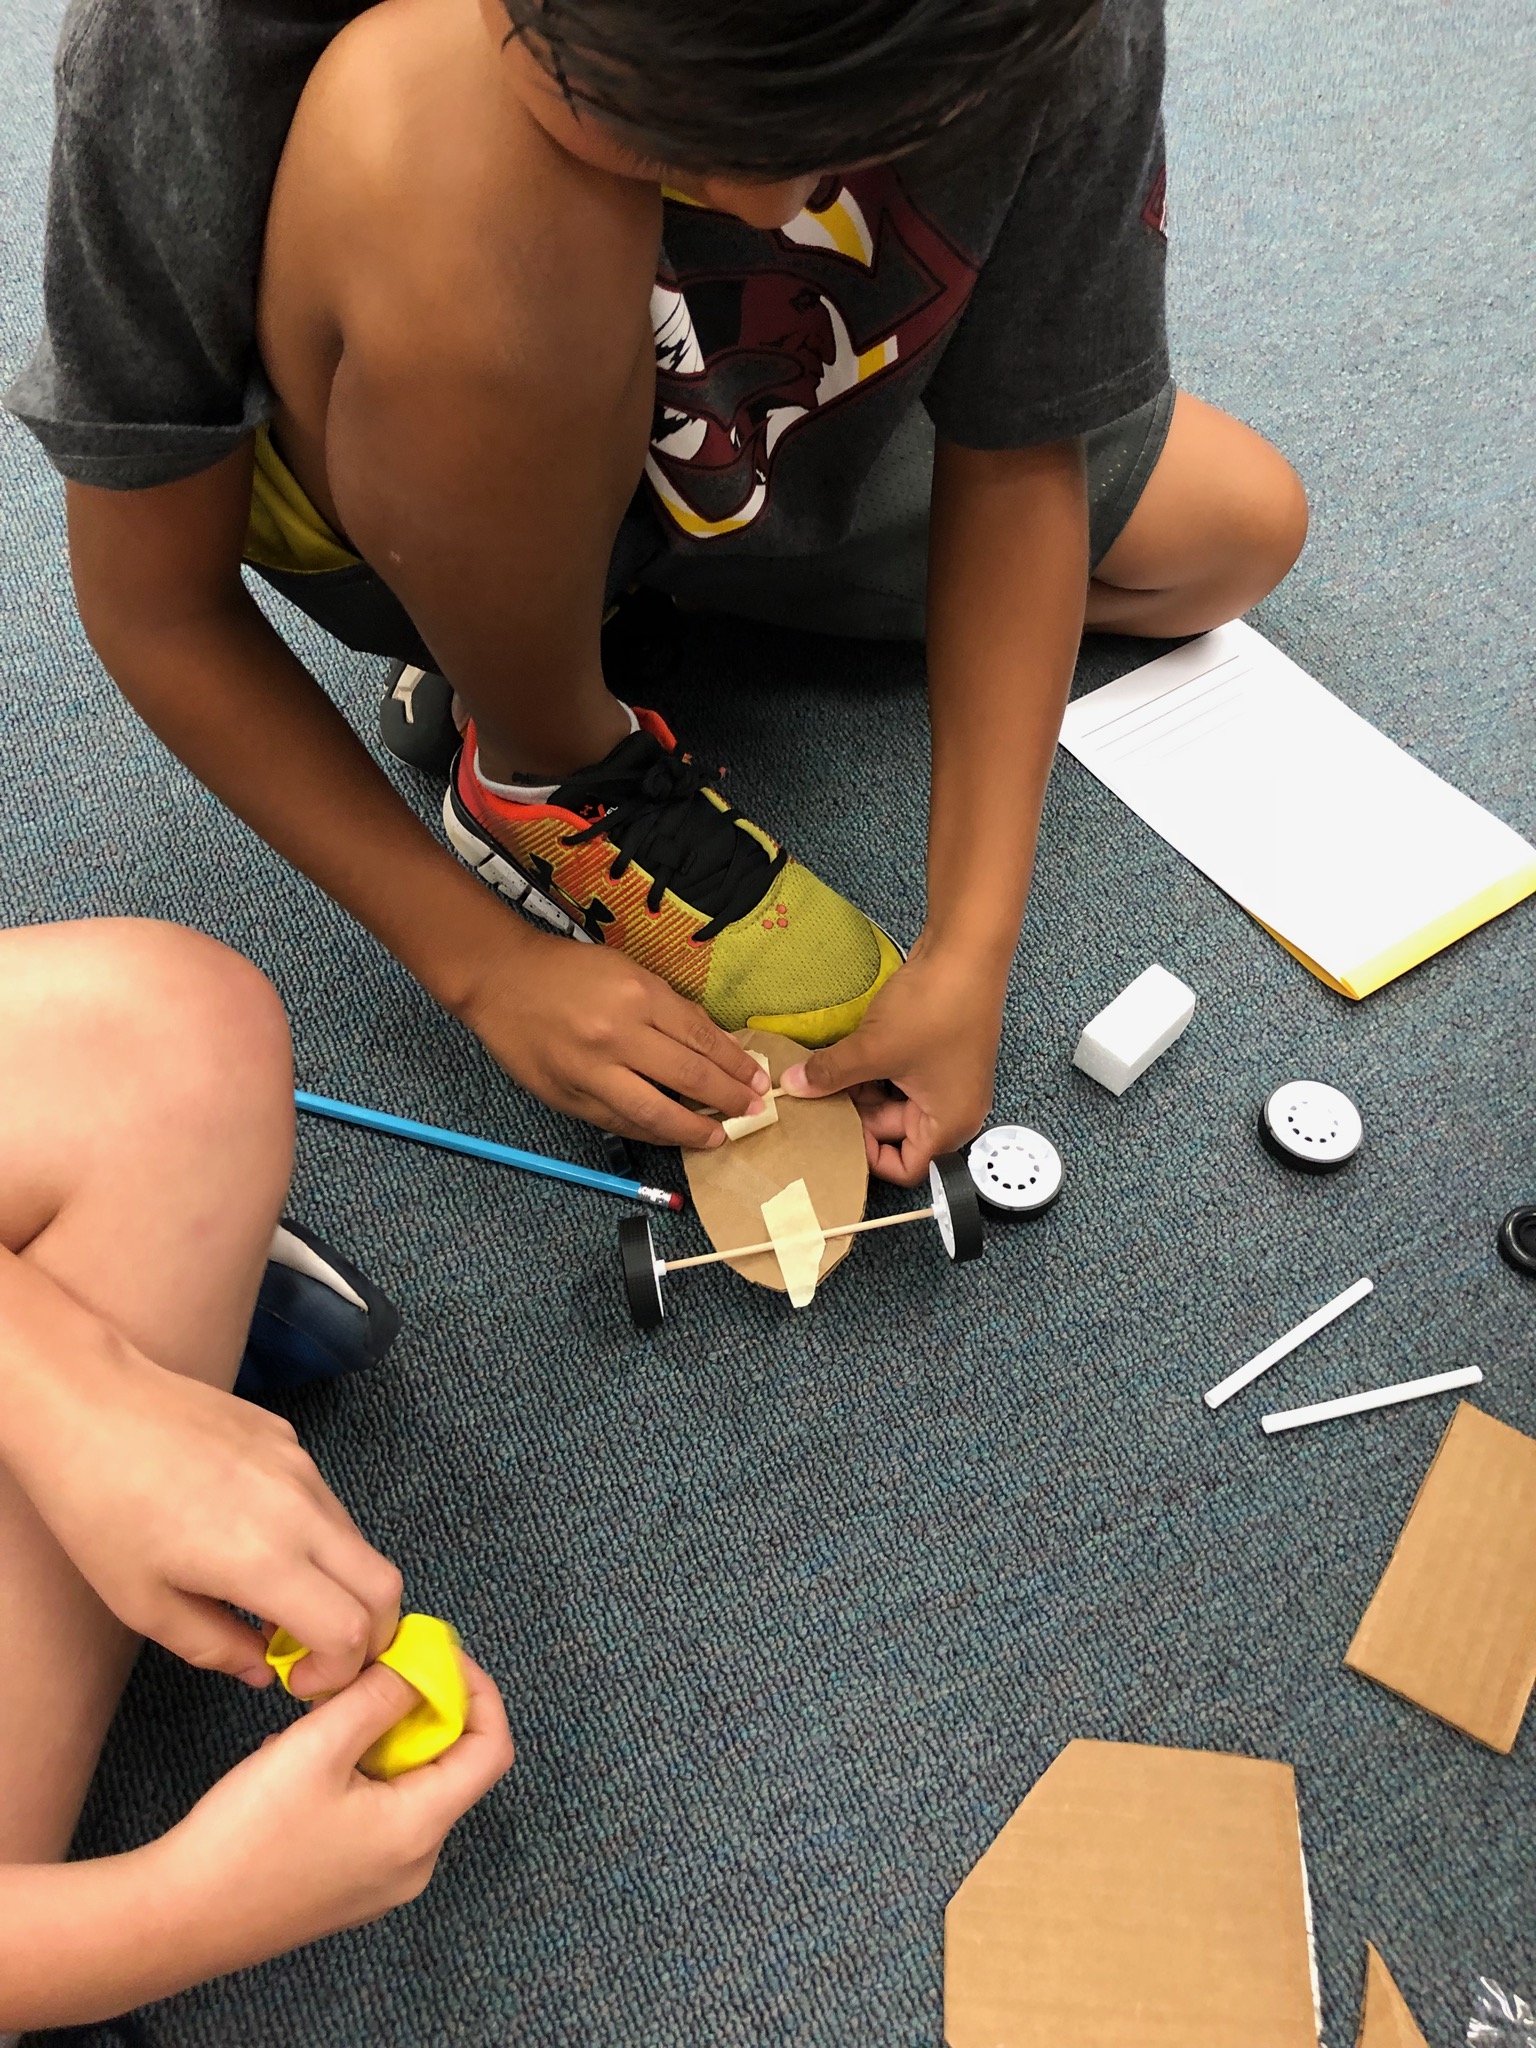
1205;1276;1375;1409
1261;1364;1483;1436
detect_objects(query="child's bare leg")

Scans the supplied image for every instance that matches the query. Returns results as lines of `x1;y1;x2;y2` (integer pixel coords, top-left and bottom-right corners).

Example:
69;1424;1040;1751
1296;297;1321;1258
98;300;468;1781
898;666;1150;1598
256;0;660;783
0;920;293;1863
1086;392;1309;636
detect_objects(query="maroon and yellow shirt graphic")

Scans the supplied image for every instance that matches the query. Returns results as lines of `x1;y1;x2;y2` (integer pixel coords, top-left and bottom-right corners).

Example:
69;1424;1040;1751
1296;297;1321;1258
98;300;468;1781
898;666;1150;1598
647;170;981;540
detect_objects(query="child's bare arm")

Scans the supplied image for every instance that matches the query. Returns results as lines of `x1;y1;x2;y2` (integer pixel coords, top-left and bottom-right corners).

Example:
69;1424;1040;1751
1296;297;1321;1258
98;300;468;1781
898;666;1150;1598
256;0;663;787
65;452;759;1142
0;1658;513;2031
784;439;1089;1183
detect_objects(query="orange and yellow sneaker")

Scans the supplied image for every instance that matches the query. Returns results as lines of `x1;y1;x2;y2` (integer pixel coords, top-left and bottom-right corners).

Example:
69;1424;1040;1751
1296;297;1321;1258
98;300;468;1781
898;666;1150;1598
442;708;901;1046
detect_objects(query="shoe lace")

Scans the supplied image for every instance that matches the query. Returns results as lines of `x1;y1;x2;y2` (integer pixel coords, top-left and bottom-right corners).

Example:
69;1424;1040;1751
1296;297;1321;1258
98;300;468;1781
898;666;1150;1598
557;731;785;940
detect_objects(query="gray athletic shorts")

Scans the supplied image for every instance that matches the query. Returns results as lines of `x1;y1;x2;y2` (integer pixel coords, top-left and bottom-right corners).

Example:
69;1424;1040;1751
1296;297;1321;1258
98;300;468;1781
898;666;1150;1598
254;380;1176;664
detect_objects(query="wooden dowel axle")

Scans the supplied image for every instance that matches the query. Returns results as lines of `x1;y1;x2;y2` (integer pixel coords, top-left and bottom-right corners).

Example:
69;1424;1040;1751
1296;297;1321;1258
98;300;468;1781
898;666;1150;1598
663;1205;936;1273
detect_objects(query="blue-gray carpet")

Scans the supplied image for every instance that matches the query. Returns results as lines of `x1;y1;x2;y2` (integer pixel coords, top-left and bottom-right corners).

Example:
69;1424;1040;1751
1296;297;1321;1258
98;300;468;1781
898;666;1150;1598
2;1;1533;2041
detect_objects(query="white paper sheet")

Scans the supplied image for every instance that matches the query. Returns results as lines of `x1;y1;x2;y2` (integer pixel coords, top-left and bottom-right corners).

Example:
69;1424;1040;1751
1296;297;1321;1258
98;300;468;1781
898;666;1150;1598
1058;621;1536;995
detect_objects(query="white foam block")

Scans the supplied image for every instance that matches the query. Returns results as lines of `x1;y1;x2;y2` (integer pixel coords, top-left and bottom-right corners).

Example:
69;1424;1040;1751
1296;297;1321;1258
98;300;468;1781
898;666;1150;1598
1072;964;1197;1096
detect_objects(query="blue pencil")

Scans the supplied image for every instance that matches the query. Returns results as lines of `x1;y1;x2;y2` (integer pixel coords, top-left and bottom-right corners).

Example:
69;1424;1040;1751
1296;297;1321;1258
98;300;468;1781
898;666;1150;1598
295;1091;685;1212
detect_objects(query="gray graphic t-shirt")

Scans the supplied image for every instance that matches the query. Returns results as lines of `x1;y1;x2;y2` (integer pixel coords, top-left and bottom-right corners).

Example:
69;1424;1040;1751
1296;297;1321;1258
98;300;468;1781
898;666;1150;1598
5;0;1170;563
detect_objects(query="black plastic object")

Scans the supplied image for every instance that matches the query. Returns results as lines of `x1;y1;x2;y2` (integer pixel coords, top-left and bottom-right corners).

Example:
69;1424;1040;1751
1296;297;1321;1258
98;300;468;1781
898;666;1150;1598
236;1220;402;1398
620;1214;665;1329
1497;1205;1536;1279
377;662;459;776
601;1130;637;1178
601;586;685;695
930;1151;985;1263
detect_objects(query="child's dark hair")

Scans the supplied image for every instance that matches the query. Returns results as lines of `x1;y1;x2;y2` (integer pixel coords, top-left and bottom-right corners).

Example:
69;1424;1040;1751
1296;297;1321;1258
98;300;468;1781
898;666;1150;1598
501;0;1101;178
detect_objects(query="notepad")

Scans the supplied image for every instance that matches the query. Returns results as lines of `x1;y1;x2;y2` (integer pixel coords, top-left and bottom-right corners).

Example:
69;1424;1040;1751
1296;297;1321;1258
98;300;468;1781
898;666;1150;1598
1059;621;1536;998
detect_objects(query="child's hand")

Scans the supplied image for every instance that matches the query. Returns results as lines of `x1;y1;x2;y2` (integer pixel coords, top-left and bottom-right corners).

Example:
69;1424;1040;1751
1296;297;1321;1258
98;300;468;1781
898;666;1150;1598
459;932;768;1147
150;1656;513;1985
9;1347;403;1696
780;937;1003;1187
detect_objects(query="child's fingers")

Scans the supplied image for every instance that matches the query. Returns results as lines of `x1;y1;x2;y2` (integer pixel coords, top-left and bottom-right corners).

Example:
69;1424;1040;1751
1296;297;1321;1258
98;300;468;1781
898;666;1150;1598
781;1029;887;1100
386;1659;515;1827
253;1570;381;1697
634;1027;759;1119
854;1093;910;1144
288;1659;423;1769
597;1070;729;1150
306;1529;405;1664
647;991;766;1095
152;1589;275;1685
871;1134;932;1189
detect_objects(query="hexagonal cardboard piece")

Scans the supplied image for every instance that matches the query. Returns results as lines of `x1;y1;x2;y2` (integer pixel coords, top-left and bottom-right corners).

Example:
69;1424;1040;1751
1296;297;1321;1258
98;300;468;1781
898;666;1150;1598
945;1740;1319;2048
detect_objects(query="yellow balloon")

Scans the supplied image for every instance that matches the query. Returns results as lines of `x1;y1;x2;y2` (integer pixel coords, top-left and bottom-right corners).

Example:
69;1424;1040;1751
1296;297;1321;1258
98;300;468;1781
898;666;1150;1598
265;1614;468;1780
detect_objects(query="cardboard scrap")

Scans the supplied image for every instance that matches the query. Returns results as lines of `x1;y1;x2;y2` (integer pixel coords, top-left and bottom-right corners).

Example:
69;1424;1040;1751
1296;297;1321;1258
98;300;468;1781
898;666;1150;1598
1355;1944;1429;2048
684;1029;866;1294
760;1178;825;1307
1344;1402;1536;1752
945;1740;1320;2048
721;1050;780;1140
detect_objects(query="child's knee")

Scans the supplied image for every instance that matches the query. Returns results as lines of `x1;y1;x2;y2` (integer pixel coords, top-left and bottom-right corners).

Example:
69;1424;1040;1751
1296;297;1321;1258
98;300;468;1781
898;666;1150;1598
57;919;292;1129
1259;450;1309;579
131;922;290;1101
1231;440;1310;593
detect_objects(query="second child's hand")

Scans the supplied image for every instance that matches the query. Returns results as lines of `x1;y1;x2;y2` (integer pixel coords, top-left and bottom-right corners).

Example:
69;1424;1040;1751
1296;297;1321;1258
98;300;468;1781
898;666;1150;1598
64;455;766;1161
0;1658;516;2029
779;937;1004;1187
456;931;768;1148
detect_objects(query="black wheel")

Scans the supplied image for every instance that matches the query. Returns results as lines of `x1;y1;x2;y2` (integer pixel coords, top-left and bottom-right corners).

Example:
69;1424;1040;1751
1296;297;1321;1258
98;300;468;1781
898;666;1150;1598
601;1130;637;1178
619;1215;665;1329
1497;1205;1536;1278
928;1152;985;1263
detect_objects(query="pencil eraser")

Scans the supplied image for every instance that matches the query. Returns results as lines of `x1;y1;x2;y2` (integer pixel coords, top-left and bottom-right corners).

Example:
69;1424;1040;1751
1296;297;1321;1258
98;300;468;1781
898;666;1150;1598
1072;965;1197;1096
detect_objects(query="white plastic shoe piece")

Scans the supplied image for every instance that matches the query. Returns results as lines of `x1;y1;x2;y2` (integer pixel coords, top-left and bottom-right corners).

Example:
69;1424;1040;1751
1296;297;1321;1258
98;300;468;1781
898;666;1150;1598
1072;964;1197;1096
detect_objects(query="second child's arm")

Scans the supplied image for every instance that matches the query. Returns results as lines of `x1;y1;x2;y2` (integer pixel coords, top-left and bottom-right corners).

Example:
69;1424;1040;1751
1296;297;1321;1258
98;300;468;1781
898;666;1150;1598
66;450;760;1144
784;437;1088;1184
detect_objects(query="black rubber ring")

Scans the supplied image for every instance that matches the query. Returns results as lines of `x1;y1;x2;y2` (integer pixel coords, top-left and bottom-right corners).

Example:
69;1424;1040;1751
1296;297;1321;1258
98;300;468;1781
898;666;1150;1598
601;1130;637;1179
932;1151;985;1262
1497;1205;1536;1278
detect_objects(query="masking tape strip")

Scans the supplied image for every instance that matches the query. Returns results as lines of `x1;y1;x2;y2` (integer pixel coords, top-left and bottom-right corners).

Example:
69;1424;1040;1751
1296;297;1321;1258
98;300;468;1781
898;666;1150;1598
761;1177;826;1308
722;1051;779;1140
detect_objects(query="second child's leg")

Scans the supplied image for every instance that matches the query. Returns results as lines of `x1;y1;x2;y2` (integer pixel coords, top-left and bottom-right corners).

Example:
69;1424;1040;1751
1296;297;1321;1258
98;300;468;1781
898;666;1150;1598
0;920;293;1864
251;2;904;1049
257;2;658;785
1086;391;1310;636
